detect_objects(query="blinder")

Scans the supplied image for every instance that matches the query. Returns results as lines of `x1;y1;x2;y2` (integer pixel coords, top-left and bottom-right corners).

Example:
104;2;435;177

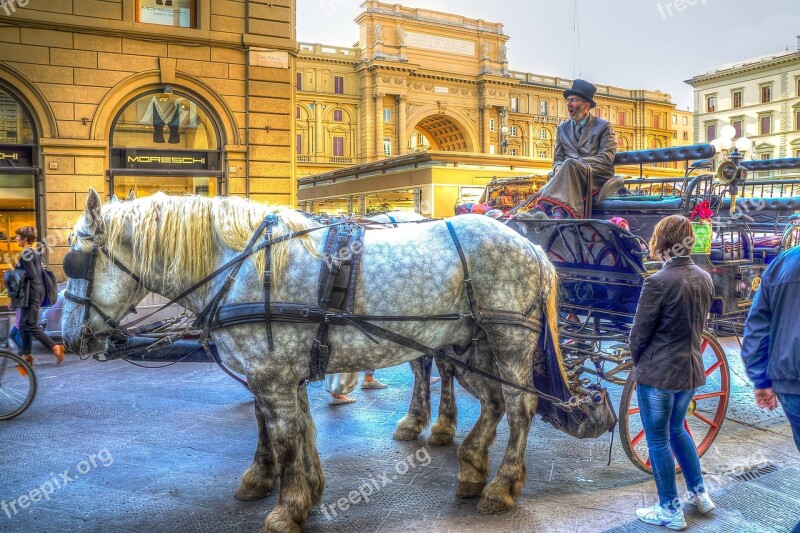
63;249;94;280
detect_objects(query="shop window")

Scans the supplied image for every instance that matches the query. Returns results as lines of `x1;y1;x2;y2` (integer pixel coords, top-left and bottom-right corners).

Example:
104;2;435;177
109;90;223;199
334;76;344;94
0;87;38;310
333;137;344;157
333;109;343;122
137;0;196;28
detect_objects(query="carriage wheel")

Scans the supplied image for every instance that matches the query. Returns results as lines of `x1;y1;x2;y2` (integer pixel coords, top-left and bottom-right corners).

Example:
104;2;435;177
618;332;730;474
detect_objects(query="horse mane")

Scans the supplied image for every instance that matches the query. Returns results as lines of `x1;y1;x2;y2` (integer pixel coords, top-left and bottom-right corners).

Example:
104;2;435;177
102;193;319;294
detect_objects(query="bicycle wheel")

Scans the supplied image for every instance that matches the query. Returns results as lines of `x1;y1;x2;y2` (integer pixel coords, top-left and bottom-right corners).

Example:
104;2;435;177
0;350;37;420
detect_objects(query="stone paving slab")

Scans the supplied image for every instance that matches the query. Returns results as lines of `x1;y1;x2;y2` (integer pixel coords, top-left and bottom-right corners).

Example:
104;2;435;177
0;343;798;532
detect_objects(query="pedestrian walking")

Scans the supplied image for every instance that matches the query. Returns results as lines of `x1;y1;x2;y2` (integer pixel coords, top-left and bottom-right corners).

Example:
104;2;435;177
741;245;800;451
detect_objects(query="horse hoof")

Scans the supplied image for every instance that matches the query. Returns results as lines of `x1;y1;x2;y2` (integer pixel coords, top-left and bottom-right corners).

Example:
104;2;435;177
262;506;302;533
235;479;273;501
456;481;485;498
428;432;454;446
477;482;515;514
392;427;421;441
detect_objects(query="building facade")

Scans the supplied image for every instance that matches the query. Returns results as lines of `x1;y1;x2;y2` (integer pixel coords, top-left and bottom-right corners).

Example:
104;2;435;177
296;1;681;179
671;109;695;146
687;43;800;160
0;0;296;310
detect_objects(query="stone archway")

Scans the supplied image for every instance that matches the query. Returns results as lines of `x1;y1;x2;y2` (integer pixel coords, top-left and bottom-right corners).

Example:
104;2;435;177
406;107;478;153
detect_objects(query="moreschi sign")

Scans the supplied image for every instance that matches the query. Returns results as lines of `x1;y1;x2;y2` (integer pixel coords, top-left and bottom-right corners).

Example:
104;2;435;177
111;149;219;171
0;146;34;168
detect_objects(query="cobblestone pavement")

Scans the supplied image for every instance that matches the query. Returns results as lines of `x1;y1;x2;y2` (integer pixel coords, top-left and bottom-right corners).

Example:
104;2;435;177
0;338;798;532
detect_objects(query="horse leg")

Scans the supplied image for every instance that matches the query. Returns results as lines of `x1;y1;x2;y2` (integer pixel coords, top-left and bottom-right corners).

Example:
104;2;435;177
455;371;505;497
393;355;433;441
297;386;325;505
251;376;319;533
235;403;277;501
429;358;458;446
477;325;538;514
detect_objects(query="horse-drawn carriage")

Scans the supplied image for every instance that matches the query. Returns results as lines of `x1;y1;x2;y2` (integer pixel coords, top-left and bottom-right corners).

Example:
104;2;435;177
502;142;800;471
54;143;800;531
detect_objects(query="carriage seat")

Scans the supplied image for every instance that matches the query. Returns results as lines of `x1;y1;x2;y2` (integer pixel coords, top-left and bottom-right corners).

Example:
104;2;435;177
595;175;626;203
593;195;683;214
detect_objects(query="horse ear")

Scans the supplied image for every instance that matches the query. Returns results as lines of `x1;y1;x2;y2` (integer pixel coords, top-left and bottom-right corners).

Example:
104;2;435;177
85;188;103;232
127;188;136;201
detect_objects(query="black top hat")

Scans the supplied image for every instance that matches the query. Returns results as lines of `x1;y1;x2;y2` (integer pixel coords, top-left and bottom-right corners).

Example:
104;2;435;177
563;79;597;109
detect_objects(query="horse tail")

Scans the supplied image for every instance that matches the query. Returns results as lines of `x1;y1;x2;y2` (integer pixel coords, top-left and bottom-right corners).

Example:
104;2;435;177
544;261;569;386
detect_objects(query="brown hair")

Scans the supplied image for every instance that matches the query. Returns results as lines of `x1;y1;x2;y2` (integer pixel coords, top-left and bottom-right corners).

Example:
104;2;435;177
15;226;36;245
648;215;695;261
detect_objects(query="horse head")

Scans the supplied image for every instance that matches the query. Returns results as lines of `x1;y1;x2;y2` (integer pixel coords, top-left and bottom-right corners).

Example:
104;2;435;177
61;189;148;355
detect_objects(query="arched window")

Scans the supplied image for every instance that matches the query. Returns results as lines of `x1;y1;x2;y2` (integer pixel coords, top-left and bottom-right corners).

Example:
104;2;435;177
109;90;224;198
0;85;39;310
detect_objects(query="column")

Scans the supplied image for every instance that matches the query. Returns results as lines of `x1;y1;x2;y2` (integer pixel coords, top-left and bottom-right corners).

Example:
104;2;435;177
374;93;385;159
527;122;535;157
398;95;408;155
314;100;324;159
481;105;492;154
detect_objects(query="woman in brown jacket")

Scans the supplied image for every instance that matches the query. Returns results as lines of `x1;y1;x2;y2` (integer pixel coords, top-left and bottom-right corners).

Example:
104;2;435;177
629;215;715;531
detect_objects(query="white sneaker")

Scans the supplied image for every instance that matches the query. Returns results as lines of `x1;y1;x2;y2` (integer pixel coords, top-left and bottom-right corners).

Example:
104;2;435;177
635;504;688;531
686;491;716;514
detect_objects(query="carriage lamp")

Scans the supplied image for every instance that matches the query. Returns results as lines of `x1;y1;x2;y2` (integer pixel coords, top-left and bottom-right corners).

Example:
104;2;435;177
713;128;753;217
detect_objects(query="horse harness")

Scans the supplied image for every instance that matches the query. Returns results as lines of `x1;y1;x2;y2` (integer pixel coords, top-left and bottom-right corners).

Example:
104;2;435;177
65;216;600;412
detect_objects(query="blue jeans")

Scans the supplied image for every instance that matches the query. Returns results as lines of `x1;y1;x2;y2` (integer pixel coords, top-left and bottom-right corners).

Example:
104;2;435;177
637;384;706;511
777;393;800;451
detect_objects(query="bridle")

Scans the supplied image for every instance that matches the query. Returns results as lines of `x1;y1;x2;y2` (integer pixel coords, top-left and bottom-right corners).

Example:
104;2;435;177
63;226;142;355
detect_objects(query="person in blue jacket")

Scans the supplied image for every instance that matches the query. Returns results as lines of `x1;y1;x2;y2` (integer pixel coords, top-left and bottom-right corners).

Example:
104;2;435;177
741;245;800;451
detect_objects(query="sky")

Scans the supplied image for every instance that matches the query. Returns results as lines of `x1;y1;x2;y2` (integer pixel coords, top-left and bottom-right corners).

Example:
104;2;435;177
297;0;800;110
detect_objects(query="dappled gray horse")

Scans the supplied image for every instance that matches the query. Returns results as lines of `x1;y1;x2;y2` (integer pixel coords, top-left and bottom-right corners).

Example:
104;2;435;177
62;190;562;532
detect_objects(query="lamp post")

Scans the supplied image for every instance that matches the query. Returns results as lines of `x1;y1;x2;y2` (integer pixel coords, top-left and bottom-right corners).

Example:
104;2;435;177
500;108;510;155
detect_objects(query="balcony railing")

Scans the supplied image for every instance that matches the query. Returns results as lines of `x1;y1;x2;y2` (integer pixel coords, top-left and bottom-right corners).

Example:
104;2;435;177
296;155;357;165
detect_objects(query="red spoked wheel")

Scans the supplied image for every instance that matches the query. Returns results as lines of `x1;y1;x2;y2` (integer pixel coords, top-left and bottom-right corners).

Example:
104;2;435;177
619;332;730;474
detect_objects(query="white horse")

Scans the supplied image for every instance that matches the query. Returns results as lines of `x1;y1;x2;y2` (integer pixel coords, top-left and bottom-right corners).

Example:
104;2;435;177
62;190;564;532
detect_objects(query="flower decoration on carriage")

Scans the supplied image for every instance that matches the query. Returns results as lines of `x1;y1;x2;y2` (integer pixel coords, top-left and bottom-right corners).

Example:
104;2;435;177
689;200;714;254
